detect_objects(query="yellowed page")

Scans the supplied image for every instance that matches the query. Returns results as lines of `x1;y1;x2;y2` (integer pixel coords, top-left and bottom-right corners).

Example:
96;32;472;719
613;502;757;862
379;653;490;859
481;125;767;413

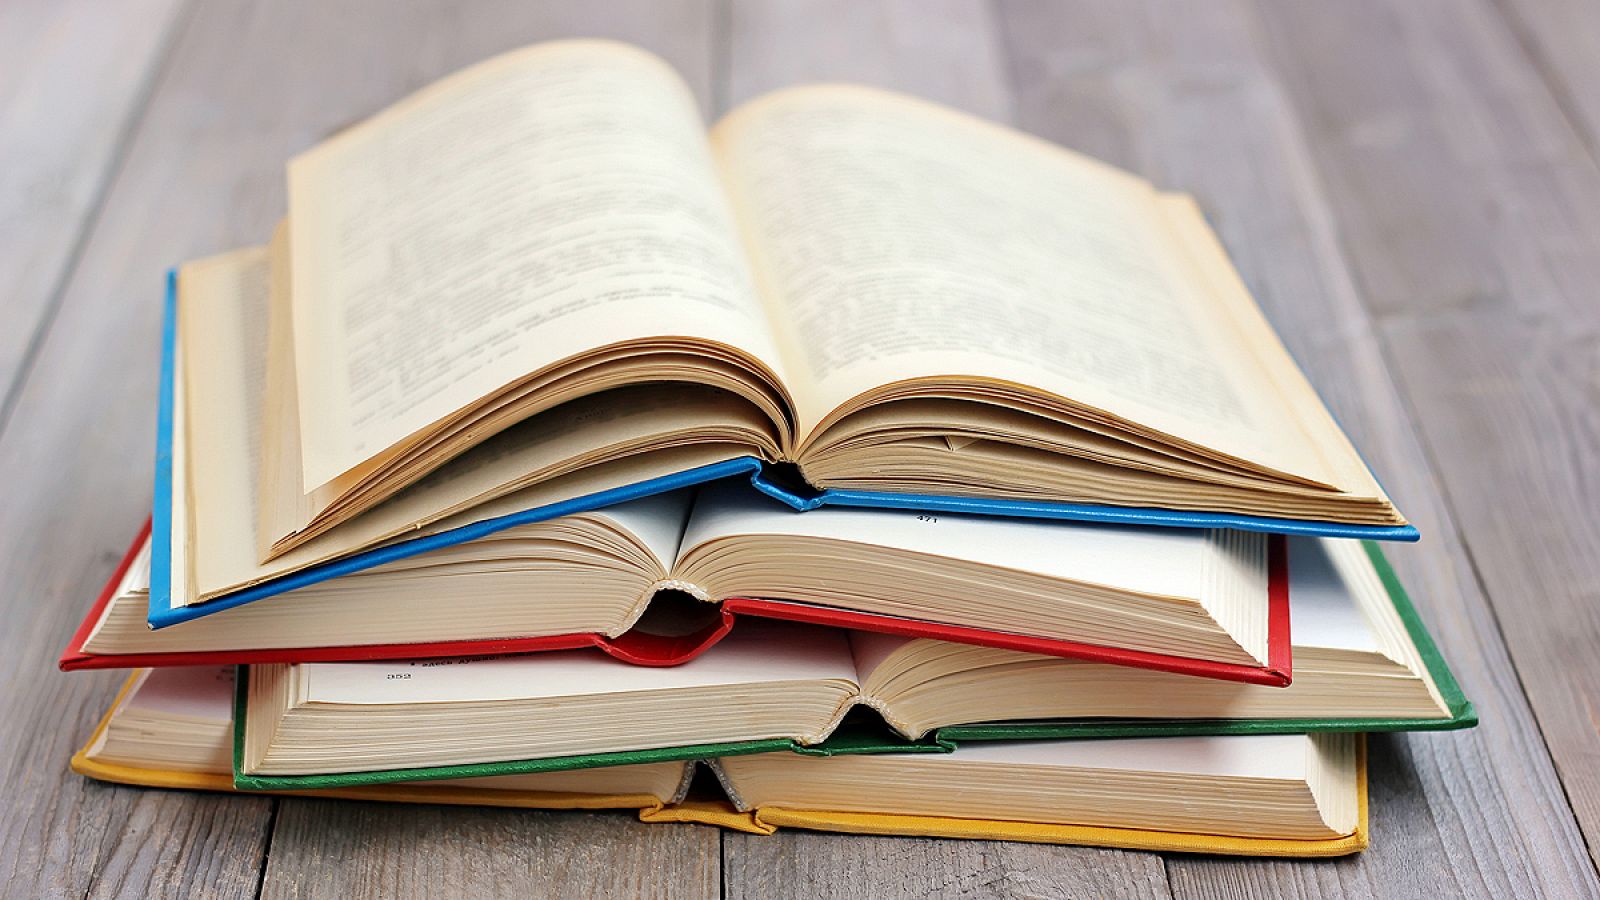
712;85;1346;490
256;226;314;560
176;246;765;605
179;248;271;599
290;40;789;490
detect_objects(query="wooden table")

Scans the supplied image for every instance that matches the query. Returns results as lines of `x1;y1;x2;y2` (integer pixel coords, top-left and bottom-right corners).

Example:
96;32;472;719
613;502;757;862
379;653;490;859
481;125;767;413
3;1;1597;896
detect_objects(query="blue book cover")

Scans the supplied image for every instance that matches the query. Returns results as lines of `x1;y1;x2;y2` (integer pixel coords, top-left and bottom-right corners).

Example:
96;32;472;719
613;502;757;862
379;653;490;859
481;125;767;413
148;273;1419;628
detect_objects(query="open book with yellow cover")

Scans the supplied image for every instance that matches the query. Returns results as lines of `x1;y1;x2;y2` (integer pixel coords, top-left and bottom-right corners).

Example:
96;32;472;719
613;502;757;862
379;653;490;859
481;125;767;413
150;39;1413;624
73;667;1368;857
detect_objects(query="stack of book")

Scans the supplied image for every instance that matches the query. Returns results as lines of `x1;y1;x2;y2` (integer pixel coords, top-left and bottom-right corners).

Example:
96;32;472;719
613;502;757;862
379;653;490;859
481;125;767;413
60;40;1474;858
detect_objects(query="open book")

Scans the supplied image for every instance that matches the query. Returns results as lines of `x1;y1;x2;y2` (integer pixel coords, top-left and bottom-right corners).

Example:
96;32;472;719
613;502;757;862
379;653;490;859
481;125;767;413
75;668;1366;855
74;484;1303;682
227;589;1466;786
219;39;1412;581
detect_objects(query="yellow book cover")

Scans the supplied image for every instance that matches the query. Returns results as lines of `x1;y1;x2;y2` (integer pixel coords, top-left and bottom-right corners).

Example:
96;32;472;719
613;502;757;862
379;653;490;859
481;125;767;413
73;672;1367;856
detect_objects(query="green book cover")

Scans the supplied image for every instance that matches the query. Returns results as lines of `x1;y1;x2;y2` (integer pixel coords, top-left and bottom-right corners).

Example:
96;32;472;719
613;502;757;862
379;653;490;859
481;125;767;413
230;669;943;791
233;541;1473;789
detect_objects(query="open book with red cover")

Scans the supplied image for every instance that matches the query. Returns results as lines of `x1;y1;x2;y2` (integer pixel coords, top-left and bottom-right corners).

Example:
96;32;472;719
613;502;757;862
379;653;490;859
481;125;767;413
63;485;1292;684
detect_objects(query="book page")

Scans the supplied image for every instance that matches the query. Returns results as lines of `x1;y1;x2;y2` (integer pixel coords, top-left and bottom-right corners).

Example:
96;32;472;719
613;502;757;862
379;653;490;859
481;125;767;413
678;481;1215;601
881;733;1313;780
300;620;856;704
588;490;695;573
846;630;916;685
290;40;790;489
1285;537;1379;654
712;86;1337;486
114;536;151;596
126;666;235;722
181;249;272;595
177;245;764;601
741;733;1314;781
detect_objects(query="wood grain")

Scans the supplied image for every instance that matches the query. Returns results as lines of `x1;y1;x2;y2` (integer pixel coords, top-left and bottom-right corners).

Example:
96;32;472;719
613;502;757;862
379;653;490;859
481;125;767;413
0;0;187;417
9;0;1600;895
1251;0;1600;873
723;0;1013;118
1493;0;1600;158
722;831;1171;900
261;801;717;900
0;0;722;896
997;0;1599;895
0;0;287;890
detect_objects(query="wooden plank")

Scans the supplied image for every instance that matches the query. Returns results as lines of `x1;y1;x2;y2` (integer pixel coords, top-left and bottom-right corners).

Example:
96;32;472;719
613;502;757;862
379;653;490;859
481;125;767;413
0;0;720;896
1249;0;1600;873
719;2;1171;890
723;0;1013;118
723;831;1171;900
0;0;186;417
1493;0;1600;158
79;789;273;900
261;801;717;900
0;1;278;894
0;672;274;898
995;0;1599;894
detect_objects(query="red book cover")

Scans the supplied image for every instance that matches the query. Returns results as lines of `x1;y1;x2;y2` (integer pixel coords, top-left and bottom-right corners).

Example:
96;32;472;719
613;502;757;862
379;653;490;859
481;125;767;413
61;522;1291;686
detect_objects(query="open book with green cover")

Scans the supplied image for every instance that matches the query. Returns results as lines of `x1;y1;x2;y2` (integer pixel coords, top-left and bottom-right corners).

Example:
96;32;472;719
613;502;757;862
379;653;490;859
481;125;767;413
223;545;1471;789
76;665;1368;855
162;39;1414;626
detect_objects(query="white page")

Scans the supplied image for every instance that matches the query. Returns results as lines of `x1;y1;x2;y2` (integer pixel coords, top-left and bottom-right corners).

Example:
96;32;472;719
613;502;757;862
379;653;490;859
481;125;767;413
127;666;235;722
586;490;694;572
905;733;1310;781
1287;537;1379;653
679;482;1211;600
847;630;916;683
114;536;152;596
168;338;192;606
301;619;855;705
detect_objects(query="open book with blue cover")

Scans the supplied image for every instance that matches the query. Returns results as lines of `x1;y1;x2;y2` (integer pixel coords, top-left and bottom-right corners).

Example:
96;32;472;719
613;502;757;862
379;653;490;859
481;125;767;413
157;39;1415;627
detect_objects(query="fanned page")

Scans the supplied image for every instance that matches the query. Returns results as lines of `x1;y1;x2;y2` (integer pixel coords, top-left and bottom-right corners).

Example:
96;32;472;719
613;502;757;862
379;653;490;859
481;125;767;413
673;481;1269;666
84;667;236;773
287;40;797;493
678;483;1221;601
297;620;855;705
175;244;738;605
241;621;869;773
717;732;1359;841
711;85;1390;509
83;667;694;799
844;535;1453;732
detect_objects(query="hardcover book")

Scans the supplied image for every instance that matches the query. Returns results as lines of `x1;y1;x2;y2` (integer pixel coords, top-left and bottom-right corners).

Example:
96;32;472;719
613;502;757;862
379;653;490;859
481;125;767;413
81;477;1317;683
216;549;1470;788
66;528;1471;721
74;667;1368;857
154;38;1418;619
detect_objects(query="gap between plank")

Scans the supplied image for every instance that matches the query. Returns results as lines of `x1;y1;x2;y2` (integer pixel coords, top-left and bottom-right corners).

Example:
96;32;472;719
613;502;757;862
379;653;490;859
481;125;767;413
1485;0;1600;168
0;0;199;442
1235;0;1600;879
